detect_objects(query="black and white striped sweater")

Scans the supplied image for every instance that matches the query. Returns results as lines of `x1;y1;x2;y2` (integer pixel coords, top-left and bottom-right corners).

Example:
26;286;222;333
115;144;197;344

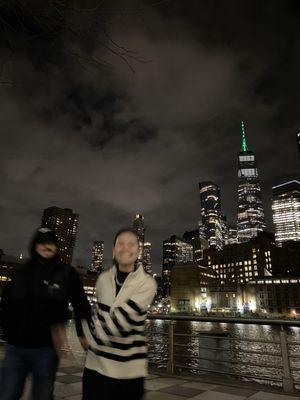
82;265;157;379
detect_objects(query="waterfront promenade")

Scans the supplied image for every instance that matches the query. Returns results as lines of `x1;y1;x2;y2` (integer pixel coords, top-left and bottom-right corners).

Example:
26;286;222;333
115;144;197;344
1;346;300;400
1;315;300;400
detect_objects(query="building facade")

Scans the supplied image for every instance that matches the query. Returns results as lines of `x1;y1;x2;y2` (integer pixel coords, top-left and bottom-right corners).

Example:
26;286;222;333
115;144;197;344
90;240;104;274
199;181;223;250
244;277;300;316
271;240;300;277
162;235;193;297
183;229;203;265
42;207;79;264
203;232;275;285
170;268;300;317
133;213;145;266
170;263;215;313
272;180;300;245
226;226;238;245
237;122;266;243
143;241;152;275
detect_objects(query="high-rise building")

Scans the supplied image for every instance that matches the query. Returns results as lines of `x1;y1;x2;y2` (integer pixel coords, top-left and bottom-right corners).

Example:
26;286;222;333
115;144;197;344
133;214;145;266
199;222;209;258
272;180;300;245
221;215;228;247
162;235;193;296
153;274;163;301
133;213;145;242
297;132;300;158
42;207;79;264
237;121;266;243
226;226;238;245
90;240;104;273
183;229;203;265
199;181;223;250
143;242;152;275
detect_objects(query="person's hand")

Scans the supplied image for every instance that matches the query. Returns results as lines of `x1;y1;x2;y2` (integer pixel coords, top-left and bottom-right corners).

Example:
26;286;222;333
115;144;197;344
78;335;89;351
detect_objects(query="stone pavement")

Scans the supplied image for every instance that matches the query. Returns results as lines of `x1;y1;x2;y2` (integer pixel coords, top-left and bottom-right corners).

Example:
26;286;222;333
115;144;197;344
52;365;300;400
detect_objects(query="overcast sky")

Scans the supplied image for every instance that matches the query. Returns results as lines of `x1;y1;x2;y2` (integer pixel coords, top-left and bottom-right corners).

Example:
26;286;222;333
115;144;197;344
0;1;299;273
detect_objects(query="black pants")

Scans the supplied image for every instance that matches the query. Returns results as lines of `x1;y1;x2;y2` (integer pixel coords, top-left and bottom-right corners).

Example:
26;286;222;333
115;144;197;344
0;345;58;400
82;368;144;400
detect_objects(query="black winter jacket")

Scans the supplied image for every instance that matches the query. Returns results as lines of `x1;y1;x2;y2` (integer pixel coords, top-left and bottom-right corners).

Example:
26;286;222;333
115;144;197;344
0;257;91;347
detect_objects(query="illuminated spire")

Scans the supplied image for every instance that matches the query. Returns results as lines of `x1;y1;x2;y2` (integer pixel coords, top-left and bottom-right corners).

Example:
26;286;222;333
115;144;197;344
241;121;248;152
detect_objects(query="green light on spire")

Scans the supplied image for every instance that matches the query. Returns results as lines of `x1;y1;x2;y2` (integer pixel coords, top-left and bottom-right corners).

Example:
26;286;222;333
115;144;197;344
241;120;248;152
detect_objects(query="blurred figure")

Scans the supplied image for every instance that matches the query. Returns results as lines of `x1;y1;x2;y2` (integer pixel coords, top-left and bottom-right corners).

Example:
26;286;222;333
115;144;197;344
0;227;91;400
81;228;156;400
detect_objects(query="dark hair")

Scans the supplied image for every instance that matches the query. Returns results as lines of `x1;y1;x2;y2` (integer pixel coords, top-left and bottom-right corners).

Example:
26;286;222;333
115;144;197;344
113;228;139;247
113;228;140;269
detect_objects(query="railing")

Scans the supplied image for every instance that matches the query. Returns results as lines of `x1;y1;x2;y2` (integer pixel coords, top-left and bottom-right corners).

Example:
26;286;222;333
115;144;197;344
146;314;300;393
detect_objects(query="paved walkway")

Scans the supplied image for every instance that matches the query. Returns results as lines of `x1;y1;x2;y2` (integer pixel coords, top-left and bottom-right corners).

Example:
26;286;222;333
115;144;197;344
16;358;300;400
52;366;300;400
1;345;298;400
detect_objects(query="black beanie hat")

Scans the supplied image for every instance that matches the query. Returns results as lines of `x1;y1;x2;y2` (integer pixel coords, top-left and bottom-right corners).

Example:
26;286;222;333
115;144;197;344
29;227;60;258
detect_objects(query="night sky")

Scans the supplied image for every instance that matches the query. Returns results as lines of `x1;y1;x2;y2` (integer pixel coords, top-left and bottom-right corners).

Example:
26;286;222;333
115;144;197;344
0;1;299;272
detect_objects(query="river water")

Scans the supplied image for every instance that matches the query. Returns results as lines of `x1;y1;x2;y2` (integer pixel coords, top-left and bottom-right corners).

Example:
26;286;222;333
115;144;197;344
59;319;300;390
145;319;300;389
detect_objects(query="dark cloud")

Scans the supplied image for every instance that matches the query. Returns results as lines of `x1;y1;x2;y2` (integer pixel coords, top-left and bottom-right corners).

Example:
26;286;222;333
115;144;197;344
0;1;299;272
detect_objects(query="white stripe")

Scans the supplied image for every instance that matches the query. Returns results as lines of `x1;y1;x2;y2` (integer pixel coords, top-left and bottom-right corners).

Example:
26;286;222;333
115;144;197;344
105;334;146;344
121;303;147;322
103;311;122;337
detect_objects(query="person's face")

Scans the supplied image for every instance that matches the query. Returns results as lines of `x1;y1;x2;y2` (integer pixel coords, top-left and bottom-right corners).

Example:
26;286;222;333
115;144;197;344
35;242;57;259
113;232;139;267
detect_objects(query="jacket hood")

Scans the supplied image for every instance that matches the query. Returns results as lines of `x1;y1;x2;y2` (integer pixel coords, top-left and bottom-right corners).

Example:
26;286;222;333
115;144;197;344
29;227;60;262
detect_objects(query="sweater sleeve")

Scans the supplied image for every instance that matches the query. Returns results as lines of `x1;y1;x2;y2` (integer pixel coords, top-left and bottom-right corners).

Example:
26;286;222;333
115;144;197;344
97;277;157;337
67;267;92;337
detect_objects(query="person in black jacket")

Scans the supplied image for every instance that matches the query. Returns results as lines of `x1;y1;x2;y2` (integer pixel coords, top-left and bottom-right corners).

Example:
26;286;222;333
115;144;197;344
0;227;91;400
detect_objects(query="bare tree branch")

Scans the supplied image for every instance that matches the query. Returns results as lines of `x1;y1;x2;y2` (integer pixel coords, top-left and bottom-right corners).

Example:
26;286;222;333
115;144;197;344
0;0;161;83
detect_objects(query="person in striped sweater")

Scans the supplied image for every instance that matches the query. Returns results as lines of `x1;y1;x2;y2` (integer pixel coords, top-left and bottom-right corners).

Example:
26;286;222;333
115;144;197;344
81;228;157;400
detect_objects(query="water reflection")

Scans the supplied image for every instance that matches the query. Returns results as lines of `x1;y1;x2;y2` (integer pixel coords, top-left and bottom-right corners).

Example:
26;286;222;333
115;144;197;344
145;320;300;388
64;320;300;389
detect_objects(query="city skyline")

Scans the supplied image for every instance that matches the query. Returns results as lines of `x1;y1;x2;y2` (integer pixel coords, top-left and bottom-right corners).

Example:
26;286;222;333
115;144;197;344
0;1;299;272
0;119;298;272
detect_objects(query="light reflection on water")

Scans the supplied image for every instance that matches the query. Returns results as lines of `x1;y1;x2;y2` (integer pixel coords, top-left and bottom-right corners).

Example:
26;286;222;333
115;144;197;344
145;320;300;389
65;320;300;389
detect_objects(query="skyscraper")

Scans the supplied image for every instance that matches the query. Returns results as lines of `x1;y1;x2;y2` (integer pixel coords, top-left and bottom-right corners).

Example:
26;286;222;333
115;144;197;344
162;235;193;296
297;132;300;158
41;207;79;264
199;181;223;250
237;121;266;243
221;215;229;247
90;240;104;273
133;213;145;266
226;226;238;245
199;222;209;259
272;180;300;245
183;229;202;265
143;242;152;275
